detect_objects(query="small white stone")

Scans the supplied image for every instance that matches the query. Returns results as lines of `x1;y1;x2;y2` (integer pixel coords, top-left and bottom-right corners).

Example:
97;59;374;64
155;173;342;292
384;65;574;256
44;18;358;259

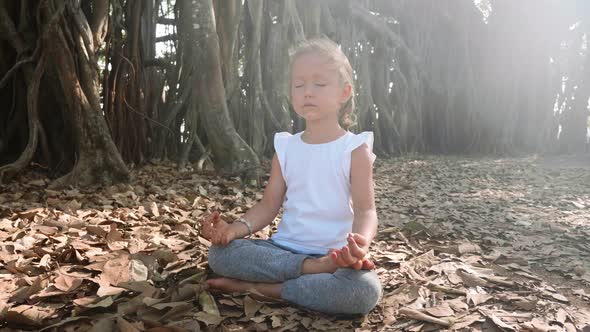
193;23;200;29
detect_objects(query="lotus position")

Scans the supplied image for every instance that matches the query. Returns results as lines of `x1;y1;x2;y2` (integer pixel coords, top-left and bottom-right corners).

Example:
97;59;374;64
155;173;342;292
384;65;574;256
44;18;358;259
200;38;381;315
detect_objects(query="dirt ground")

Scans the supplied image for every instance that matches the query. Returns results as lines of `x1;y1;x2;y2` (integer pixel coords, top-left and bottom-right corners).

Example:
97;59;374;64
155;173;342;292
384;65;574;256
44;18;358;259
0;155;589;331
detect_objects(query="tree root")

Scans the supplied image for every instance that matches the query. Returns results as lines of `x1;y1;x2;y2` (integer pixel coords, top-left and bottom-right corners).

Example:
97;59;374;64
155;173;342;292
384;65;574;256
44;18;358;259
0;54;45;183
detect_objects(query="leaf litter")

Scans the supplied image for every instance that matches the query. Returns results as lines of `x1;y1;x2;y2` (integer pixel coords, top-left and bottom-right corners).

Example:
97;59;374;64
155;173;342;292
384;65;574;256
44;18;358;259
0;156;588;331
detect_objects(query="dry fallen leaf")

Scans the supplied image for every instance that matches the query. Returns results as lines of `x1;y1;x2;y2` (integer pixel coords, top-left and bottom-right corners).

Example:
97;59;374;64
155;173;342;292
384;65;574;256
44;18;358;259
195;311;224;326
424;302;454;318
243;295;264;318
5;304;56;327
199;290;220;316
466;287;492;306
54;272;83;292
148;202;160;217
0;159;589;331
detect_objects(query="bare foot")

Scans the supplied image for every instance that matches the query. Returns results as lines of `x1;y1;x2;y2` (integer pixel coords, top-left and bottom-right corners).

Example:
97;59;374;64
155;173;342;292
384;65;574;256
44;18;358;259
302;255;339;274
207;277;283;300
207;277;253;294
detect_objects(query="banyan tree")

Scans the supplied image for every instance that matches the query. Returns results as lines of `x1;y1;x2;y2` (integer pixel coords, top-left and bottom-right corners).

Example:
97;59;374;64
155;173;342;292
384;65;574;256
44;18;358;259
0;0;588;187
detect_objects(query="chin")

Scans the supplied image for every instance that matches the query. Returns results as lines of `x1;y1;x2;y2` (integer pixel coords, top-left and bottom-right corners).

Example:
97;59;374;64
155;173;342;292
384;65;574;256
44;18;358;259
302;112;320;120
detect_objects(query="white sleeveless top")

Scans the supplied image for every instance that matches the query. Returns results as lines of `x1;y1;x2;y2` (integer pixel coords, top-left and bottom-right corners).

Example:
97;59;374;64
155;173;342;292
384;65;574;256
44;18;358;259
271;131;376;255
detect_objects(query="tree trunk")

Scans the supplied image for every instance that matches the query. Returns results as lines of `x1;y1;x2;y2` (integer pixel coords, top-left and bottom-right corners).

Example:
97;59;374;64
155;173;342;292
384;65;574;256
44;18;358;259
261;0;293;140
177;0;260;179
213;0;244;133
104;0;149;164
243;0;272;156
89;0;109;49
43;0;129;188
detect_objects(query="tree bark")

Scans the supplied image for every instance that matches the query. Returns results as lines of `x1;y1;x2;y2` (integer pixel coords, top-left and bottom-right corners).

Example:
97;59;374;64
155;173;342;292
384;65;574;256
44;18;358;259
104;0;148;164
261;0;293;138
44;0;129;188
89;0;109;49
177;0;260;178
0;54;44;182
213;0;243;130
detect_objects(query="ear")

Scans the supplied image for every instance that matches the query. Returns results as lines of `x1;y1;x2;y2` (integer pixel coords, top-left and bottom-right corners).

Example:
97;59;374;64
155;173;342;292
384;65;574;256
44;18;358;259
340;83;352;103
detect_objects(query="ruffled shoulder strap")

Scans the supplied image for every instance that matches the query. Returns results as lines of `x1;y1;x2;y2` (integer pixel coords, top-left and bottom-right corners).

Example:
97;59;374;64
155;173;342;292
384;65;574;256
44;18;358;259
274;132;292;176
342;132;376;179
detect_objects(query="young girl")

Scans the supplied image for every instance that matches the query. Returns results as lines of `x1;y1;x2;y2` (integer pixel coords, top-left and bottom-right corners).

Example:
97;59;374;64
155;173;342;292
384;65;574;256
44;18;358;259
200;38;381;315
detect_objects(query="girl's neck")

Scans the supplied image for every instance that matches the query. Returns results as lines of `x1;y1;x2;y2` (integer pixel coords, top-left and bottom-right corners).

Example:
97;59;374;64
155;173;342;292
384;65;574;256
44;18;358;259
302;120;346;144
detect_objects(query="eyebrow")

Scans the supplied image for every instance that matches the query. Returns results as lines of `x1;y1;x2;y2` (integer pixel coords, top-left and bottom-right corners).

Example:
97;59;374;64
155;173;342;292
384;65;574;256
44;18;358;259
292;73;330;81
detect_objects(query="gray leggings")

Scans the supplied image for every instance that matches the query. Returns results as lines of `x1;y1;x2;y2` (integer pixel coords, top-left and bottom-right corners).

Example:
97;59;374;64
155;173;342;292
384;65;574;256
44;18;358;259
208;239;382;315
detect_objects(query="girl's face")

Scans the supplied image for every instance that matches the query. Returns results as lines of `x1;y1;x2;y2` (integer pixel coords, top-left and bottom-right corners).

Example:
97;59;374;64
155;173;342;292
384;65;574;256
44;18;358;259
290;53;352;124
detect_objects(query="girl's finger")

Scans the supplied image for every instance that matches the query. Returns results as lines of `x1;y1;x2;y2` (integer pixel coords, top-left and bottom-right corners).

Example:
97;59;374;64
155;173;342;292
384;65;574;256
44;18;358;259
350;233;368;247
347;236;366;259
204;211;216;222
341;246;357;265
214;231;223;245
337;256;348;267
332;250;348;267
224;231;235;246
200;217;212;234
352;260;363;270
361;258;375;270
328;249;339;262
330;250;340;264
211;211;221;225
201;220;212;237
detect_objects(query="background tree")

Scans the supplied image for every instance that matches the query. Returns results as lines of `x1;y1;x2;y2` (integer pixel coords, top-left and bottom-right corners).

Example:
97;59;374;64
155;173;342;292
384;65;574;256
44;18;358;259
0;0;129;187
1;0;588;187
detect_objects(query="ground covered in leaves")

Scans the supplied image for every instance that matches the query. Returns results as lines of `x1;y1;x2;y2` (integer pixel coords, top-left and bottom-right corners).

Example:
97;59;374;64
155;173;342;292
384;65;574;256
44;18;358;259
0;156;589;331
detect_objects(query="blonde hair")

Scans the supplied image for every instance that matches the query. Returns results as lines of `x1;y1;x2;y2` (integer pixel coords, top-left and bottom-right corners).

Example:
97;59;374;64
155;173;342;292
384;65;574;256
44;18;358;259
288;38;357;130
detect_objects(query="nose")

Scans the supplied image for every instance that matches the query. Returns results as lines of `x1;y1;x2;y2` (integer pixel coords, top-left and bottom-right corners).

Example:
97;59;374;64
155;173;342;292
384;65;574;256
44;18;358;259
304;84;313;97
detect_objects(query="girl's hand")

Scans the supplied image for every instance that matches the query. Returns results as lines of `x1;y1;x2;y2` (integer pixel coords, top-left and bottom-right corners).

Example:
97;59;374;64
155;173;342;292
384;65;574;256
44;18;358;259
329;233;375;270
199;211;238;246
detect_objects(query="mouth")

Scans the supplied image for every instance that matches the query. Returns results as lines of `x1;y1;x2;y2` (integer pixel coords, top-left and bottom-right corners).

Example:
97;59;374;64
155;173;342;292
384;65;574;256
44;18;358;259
303;103;317;107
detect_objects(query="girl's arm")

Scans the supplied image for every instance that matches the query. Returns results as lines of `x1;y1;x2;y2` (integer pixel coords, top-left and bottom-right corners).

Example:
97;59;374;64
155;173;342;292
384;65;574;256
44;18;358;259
350;143;378;250
330;143;377;269
230;154;287;238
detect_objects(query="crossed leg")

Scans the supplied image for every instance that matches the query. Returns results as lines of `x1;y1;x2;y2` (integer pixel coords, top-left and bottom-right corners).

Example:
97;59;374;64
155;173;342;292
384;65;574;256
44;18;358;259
207;239;381;314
